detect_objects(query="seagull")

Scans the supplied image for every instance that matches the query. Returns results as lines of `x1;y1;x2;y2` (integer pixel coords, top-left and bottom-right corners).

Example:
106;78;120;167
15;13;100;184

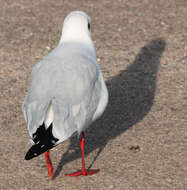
22;11;108;179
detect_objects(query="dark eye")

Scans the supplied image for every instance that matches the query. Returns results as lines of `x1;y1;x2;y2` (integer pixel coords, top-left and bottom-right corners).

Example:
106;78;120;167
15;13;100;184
88;23;91;30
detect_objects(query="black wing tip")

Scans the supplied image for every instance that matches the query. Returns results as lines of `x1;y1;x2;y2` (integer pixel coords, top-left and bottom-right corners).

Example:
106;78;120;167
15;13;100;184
24;145;40;160
25;152;32;160
24;142;56;161
25;123;59;160
25;148;35;160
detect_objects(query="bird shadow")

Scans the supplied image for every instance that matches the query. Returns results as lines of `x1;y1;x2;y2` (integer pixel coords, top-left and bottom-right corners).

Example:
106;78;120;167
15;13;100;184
53;38;166;179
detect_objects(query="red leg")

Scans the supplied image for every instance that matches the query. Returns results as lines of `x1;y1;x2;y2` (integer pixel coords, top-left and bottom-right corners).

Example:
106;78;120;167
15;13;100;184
66;132;99;177
44;151;54;180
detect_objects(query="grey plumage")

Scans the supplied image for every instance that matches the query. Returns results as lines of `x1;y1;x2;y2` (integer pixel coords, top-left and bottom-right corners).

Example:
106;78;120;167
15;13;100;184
22;11;108;149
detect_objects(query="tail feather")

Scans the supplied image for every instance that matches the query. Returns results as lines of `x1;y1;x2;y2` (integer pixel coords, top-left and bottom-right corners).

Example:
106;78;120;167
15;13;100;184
44;101;54;129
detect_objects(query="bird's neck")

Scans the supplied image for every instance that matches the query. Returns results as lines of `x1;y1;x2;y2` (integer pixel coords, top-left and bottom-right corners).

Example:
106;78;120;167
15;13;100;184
59;26;92;45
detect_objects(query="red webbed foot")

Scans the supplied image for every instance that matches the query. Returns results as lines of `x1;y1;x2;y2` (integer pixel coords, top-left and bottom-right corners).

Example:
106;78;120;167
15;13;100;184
65;169;99;177
66;132;99;177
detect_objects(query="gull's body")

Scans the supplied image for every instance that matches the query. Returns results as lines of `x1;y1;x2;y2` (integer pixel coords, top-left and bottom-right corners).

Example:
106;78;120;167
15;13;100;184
22;11;108;178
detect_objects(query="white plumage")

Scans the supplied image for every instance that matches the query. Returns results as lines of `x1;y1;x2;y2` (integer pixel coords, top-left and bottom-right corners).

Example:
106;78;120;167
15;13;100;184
23;11;108;161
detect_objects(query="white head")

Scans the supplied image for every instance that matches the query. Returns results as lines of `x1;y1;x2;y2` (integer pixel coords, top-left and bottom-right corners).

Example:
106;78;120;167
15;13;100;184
60;11;92;44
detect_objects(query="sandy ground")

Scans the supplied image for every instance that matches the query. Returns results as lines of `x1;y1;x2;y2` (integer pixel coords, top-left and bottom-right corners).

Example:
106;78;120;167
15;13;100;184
0;0;187;189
